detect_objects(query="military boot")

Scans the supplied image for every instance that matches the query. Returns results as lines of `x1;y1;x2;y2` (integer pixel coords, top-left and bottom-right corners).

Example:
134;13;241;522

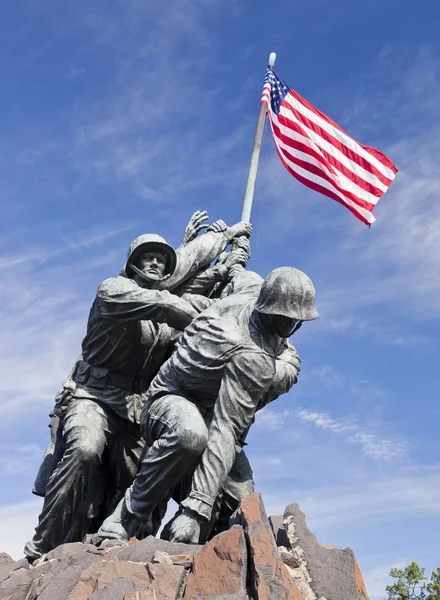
24;539;45;563
98;496;139;541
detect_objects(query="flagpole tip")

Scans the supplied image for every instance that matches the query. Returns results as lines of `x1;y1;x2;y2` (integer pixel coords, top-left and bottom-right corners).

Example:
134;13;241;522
268;52;276;67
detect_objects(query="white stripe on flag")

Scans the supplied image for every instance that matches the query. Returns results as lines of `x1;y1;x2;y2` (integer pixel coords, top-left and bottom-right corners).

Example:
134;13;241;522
284;92;396;181
278;103;388;193
272;112;382;205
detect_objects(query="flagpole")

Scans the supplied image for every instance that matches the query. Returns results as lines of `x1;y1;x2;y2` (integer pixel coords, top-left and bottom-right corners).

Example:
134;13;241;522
241;52;276;223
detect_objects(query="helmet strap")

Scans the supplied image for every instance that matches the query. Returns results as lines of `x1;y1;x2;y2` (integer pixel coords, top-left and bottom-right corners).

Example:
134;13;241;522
129;264;170;287
289;321;302;336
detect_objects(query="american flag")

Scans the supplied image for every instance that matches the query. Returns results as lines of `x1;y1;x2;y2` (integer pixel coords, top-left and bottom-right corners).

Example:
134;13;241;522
261;67;397;225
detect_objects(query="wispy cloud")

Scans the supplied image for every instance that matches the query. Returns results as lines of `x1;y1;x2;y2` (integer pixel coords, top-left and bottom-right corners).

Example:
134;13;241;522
254;404;407;463
0;224;135;270
0;444;44;476
0;499;43;559
261;465;440;527
296;408;407;462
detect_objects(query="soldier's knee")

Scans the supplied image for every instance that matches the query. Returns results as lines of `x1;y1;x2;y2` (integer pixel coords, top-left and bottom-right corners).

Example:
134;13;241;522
178;424;208;457
71;443;102;468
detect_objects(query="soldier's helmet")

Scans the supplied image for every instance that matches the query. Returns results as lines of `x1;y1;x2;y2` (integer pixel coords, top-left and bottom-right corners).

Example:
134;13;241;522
255;266;318;322
125;234;177;279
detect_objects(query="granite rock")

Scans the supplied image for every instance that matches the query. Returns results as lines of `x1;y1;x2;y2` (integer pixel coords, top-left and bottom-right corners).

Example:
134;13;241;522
184;525;248;600
283;503;369;600
66;560;151;599
231;493;304;600
114;536;203;565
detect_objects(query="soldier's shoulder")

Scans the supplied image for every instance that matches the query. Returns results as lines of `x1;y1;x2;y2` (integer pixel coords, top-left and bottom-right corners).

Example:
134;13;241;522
97;275;134;295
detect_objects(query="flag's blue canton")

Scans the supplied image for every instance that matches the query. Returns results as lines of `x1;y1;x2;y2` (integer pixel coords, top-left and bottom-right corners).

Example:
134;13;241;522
265;67;289;115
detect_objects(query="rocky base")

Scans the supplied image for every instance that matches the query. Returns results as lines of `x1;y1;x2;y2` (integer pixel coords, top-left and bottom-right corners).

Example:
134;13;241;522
0;493;368;600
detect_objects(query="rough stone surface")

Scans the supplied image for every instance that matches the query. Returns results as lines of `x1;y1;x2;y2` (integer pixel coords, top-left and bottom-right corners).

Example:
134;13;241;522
185;593;249;600
152;550;174;565
66;560;151;599
283;503;369;600
169;554;192;568
354;557;369;600
231;493;304;600
124;592;176;600
269;515;290;548
0;558;30;585
88;576;137;599
148;562;186;599
184;526;247;599
37;555;105;600
35;542;104;565
114;536;202;564
124;593;153;600
0;560;55;600
0;552;14;566
98;539;129;552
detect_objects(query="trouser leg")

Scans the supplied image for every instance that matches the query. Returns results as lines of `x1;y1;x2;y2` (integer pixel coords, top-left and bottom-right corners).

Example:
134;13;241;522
128;395;208;521
209;449;254;539
26;399;111;556
105;416;145;517
181;405;250;520
195;450;254;543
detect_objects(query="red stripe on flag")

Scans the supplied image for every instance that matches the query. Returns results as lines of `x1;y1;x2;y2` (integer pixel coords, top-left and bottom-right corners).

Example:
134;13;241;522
273;141;373;225
274;115;384;199
282;95;394;188
276;140;376;213
288;88;398;176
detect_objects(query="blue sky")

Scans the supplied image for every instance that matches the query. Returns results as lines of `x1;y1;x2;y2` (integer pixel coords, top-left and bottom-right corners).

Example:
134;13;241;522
0;1;439;597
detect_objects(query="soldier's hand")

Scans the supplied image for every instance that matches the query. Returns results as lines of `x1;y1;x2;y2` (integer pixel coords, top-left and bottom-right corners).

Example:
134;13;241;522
228;221;253;240
232;236;251;256
54;385;74;407
182;210;209;245
228;264;245;280
169;509;201;544
207;219;227;234
223;248;249;269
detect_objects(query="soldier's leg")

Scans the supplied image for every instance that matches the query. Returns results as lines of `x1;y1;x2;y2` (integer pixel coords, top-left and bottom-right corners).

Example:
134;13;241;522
206;449;254;540
24;399;111;560
98;394;208;539
129;395;208;519
100;413;164;539
104;415;145;517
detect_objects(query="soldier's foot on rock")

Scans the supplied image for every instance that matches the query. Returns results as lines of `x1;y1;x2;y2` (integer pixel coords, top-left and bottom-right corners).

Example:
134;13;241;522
23;540;44;563
98;497;141;541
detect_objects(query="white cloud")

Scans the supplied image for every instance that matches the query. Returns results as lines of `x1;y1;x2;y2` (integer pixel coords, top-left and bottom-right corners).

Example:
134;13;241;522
296;409;357;433
0;499;43;560
261;465;440;528
295;408;407;462
0;444;44;476
348;432;407;462
254;409;292;430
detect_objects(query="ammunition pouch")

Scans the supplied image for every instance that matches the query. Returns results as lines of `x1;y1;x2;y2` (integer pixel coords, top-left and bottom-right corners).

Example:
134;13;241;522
74;360;149;393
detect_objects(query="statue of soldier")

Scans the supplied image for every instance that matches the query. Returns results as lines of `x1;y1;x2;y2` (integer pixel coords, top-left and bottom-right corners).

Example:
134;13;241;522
24;214;251;561
98;266;318;542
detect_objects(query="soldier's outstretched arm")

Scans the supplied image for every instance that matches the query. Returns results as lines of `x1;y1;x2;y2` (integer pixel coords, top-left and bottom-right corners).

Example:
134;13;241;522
173;263;230;296
97;277;197;330
161;222;253;292
175;246;250;297
180;350;273;522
